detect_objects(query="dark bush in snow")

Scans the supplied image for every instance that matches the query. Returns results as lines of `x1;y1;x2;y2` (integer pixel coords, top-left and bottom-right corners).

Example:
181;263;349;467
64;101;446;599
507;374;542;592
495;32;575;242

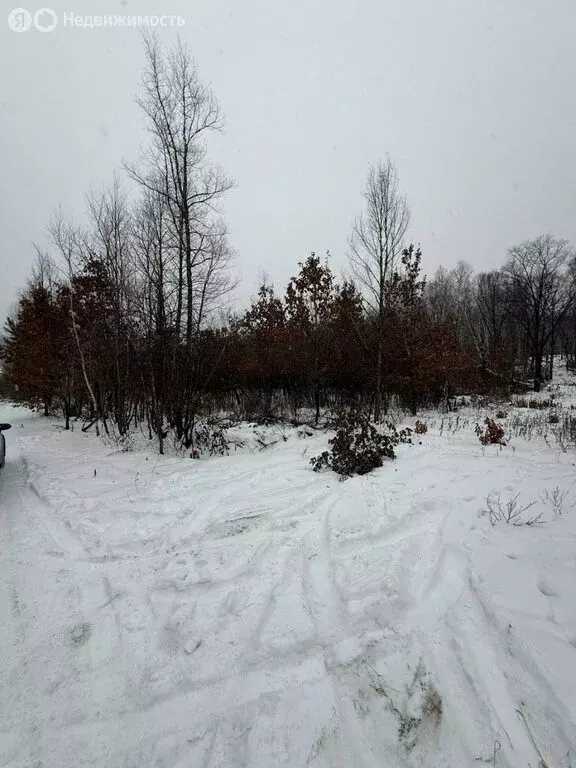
311;410;412;477
414;420;427;434
193;421;231;456
476;417;506;446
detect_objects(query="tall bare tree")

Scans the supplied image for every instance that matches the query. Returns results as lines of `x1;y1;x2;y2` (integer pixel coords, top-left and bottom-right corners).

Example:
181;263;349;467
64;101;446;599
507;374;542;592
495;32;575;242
474;270;516;375
504;234;576;390
129;189;173;451
348;156;410;419
126;33;236;444
86;176;134;434
48;208;103;434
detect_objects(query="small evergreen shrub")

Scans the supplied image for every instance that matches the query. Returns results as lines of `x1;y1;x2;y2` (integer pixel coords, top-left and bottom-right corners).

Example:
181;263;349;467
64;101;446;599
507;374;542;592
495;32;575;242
311;411;412;477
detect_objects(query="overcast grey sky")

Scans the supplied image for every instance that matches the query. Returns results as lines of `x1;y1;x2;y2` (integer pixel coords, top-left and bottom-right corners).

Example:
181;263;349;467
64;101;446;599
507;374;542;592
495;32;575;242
2;0;576;323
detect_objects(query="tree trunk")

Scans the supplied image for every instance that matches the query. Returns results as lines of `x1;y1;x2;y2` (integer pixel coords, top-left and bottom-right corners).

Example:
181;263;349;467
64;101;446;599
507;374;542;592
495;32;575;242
374;335;382;422
533;351;543;392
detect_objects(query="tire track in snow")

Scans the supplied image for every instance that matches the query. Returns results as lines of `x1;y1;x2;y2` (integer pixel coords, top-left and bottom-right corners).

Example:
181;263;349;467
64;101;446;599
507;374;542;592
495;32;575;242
0;451;109;767
301;494;378;768
251;540;303;652
19;456;87;561
302;496;348;647
409;544;545;766
0;455;25;673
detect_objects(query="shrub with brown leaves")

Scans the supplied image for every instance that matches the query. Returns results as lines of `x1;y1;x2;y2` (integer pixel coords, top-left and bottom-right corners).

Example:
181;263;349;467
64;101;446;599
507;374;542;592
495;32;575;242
477;417;506;446
311;410;413;477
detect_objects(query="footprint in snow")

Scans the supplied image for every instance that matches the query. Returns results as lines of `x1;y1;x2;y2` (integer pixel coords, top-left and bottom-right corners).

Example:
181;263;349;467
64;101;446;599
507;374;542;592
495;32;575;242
537;577;559;598
69;621;91;647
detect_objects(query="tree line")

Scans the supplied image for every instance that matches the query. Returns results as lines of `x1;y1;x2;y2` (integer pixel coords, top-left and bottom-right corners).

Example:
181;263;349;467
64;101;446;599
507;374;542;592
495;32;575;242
3;35;576;452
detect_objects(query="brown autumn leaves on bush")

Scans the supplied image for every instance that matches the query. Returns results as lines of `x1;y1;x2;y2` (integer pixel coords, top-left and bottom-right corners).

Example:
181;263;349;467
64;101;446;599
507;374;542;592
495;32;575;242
476;417;506;446
311;411;413;477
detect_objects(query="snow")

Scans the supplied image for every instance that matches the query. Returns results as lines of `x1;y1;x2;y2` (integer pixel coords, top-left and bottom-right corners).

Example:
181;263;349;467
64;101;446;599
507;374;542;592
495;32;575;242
1;383;576;766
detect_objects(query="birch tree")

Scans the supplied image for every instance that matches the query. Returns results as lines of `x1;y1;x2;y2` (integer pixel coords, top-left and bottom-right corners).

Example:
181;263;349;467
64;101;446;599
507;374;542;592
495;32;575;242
48;209;103;434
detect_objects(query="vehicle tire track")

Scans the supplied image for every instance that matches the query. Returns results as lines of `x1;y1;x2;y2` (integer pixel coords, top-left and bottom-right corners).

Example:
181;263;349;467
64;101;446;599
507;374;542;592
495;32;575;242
301;494;376;768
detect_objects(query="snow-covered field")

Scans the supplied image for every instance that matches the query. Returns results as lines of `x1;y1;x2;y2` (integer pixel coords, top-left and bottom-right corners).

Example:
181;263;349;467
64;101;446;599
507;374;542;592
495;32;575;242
1;382;576;767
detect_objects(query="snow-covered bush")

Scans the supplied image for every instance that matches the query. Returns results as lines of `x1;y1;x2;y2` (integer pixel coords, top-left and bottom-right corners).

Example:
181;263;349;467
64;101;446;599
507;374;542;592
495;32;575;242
101;428;138;453
193;421;231;456
310;411;412;477
513;397;554;410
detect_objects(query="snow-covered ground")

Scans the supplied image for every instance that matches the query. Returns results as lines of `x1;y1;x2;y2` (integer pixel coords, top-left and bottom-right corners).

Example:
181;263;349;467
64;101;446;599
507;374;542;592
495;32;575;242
1;380;576;767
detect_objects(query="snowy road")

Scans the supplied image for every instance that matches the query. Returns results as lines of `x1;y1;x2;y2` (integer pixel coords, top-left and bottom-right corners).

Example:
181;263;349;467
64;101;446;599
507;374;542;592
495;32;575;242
1;405;576;767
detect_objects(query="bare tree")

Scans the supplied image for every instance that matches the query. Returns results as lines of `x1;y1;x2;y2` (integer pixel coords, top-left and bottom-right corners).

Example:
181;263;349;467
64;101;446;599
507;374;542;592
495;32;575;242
348;156;410;419
126;33;236;444
48;208;102;435
426;261;478;347
425;266;456;326
86;176;134;434
129;189;174;452
504;234;576;390
28;245;58;295
474;269;519;375
126;33;234;335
